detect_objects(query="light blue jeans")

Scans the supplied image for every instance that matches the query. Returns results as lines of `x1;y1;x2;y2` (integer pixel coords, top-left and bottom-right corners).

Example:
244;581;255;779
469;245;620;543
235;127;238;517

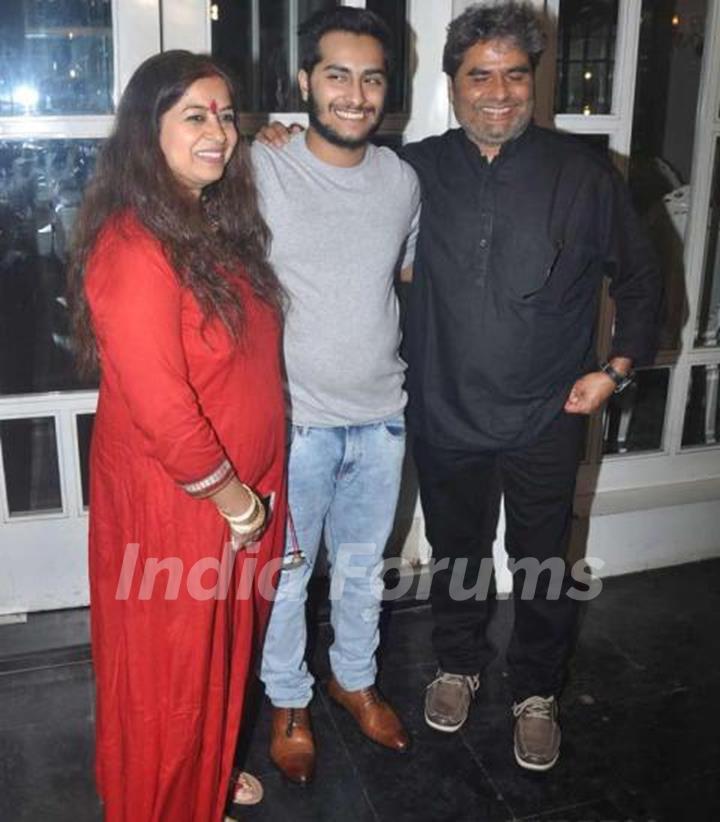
260;417;405;707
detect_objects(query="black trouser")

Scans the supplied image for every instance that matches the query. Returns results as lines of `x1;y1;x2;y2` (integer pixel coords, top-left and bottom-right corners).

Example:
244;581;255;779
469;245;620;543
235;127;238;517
414;412;584;701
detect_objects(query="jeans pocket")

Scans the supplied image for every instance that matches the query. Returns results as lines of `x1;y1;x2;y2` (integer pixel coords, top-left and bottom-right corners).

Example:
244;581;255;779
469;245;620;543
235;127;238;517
290;424;309;445
382;416;406;441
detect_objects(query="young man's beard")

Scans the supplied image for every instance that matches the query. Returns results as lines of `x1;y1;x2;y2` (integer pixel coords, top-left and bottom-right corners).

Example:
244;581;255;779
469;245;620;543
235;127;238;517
307;91;384;150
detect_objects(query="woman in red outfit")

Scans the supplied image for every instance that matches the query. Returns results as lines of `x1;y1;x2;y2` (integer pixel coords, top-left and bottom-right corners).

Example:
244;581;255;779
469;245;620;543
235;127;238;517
68;51;286;821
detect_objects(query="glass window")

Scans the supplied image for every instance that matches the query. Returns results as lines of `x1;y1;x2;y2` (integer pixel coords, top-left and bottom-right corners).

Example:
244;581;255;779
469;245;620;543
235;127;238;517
0;0;113;116
366;0;408;113
1;416;62;515
76;412;94;508
0;139;101;395
628;0;708;352
555;0;619;115
696;138;720;349
211;0;338;112
603;367;670;454
682;364;720;447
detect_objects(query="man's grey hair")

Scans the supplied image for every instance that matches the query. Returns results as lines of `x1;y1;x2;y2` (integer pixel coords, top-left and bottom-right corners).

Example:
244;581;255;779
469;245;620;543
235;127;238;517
443;1;547;78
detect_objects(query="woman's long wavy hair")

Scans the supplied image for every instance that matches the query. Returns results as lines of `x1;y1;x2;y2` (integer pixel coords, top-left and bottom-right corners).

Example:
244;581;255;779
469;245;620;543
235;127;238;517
68;50;283;376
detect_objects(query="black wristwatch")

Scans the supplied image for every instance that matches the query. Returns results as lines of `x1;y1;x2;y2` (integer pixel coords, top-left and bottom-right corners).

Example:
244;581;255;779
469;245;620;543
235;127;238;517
600;361;635;394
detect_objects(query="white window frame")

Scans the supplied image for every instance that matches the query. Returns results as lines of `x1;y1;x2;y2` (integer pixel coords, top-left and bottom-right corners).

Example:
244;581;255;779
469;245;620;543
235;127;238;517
0;0;161;615
540;0;720;510
0;0;160;141
0;393;98;524
0;0;163;475
548;0;641;167
0;0;163;472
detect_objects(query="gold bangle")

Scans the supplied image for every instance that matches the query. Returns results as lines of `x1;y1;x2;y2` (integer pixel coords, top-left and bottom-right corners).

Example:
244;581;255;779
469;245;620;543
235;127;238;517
227;504;266;536
220;483;260;525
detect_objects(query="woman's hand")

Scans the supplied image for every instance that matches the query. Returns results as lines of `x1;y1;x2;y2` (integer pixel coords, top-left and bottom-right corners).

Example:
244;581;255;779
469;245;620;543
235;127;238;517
211;478;267;549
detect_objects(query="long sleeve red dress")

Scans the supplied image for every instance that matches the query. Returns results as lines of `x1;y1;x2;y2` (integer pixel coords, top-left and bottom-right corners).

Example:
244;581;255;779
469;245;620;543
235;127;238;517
85;212;286;822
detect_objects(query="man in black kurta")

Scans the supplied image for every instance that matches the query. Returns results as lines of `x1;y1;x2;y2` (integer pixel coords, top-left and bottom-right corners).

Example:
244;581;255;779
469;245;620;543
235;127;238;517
400;2;661;771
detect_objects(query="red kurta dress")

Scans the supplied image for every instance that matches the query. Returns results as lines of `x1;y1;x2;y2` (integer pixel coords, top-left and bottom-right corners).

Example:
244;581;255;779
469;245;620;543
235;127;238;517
85;213;286;822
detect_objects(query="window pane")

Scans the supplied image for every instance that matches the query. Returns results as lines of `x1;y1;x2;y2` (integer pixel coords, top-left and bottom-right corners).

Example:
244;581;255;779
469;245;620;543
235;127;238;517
211;0;338;112
682;364;720;447
628;0;708;351
0;139;101;395
366;0;408;113
602;368;670;454
1;416;62;515
76;412;94;508
555;0;619;115
696;138;720;348
0;0;113;116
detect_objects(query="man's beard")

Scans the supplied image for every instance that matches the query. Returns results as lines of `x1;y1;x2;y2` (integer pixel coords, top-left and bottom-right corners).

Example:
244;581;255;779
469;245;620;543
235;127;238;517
466;99;534;148
307;92;384;150
482;109;532;145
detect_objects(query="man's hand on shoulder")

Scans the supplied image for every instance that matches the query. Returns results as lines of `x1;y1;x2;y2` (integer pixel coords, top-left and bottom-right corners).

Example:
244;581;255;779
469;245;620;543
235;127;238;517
254;120;304;147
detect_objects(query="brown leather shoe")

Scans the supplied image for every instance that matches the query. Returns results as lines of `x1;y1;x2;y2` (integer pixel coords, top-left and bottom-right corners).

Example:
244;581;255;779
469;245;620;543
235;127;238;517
326;677;410;752
269;707;315;785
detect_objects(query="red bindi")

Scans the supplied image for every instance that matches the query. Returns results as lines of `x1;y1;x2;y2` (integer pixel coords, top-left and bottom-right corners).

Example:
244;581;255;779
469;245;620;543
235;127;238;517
209;99;218;115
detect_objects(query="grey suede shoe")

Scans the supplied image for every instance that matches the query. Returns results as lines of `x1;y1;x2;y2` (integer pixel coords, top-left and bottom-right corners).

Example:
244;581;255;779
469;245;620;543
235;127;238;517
512;695;561;771
424;670;480;733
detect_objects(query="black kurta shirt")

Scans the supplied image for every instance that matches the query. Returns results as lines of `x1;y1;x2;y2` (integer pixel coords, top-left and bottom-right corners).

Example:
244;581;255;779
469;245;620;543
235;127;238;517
400;124;661;451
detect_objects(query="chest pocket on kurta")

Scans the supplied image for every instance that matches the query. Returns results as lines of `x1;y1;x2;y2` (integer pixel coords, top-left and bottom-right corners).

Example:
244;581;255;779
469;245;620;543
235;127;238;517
496;230;596;310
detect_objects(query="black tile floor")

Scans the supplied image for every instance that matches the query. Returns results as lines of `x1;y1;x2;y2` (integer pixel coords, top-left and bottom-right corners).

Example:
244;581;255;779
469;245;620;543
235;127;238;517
1;558;719;822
